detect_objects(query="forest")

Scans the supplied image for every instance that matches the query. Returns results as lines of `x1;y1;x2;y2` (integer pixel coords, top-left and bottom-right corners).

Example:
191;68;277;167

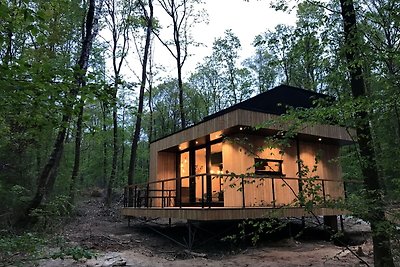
0;0;399;266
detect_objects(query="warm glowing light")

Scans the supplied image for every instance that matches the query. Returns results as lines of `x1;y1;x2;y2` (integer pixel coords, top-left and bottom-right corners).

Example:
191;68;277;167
239;127;243;130
210;130;223;141
210;170;214;174
318;138;322;141
195;141;198;144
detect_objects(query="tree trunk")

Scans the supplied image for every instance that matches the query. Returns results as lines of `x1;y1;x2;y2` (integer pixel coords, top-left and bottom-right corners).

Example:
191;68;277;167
127;0;153;205
156;0;187;129
228;67;237;104
15;0;97;227
69;99;84;204
339;0;395;266
147;46;154;143
5;28;13;66
21;113;69;224
171;0;185;128
177;62;186;128
106;89;118;206
104;0;131;206
102;102;108;188
148;88;154;143
121;103;126;173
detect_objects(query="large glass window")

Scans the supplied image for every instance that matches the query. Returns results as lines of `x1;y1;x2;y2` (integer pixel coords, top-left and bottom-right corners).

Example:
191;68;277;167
195;148;206;201
180;152;189;187
178;142;224;204
210;143;223;202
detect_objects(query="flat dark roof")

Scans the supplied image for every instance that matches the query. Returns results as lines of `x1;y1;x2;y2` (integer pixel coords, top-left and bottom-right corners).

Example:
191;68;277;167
204;84;330;120
151;84;331;143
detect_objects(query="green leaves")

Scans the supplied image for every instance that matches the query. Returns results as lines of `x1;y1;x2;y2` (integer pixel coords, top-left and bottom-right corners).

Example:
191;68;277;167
51;246;95;261
188;29;253;110
222;218;287;246
0;233;95;265
0;232;46;265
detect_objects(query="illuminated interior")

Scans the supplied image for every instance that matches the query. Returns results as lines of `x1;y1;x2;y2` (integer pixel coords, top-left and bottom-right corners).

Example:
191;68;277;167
180;152;189;187
195;148;206;200
178;141;224;204
210;130;223;141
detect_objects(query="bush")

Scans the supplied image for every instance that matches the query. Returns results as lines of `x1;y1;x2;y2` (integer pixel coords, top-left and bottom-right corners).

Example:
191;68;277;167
30;195;74;231
0;183;32;227
0;232;46;265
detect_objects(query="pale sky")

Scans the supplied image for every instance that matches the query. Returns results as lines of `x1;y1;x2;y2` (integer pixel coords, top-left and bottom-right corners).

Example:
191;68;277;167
152;0;297;78
109;0;297;83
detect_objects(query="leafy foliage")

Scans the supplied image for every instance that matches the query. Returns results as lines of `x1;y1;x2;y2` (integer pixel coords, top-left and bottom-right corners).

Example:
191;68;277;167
30;195;74;230
1;0;400;264
0;233;46;265
50;246;96;261
222;218;287;246
0;232;95;265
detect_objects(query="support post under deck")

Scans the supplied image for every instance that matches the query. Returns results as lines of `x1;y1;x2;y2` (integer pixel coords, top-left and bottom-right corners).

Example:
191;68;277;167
323;215;338;232
187;220;193;250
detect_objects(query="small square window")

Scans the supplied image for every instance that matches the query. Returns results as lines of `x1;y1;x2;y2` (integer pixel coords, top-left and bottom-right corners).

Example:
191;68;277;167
254;158;283;176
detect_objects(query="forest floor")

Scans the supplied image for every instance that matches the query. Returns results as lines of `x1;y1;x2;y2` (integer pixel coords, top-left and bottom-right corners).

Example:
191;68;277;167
37;194;374;267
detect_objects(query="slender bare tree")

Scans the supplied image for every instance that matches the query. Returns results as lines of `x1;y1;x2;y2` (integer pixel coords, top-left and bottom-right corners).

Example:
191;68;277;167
127;0;154;203
154;0;205;128
104;0;131;206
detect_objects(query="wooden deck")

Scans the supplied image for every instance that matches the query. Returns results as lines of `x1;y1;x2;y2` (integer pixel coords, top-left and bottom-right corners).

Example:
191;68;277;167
121;206;349;221
122;174;356;222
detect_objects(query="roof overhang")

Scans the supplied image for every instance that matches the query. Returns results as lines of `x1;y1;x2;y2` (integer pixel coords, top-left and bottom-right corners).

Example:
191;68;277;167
151;108;354;153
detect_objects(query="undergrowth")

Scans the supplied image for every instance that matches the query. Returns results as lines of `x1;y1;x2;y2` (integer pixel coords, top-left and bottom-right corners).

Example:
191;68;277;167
0;193;95;266
0;233;96;266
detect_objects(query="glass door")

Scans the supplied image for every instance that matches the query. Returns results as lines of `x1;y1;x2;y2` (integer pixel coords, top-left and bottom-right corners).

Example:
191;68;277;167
210;143;223;204
179;152;190;204
178;142;223;206
194;148;207;203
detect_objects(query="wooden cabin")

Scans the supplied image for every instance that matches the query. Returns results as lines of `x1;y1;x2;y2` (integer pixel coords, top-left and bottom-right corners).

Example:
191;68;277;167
122;85;352;222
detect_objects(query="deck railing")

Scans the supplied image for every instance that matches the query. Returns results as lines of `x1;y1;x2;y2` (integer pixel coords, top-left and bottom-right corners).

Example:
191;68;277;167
123;174;356;209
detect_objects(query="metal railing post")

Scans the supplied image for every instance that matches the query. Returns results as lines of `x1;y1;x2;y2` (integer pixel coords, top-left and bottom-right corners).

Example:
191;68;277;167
179;177;183;208
241;176;245;208
168;190;172;207
161;181;165;208
271;177;276;208
201;175;204;208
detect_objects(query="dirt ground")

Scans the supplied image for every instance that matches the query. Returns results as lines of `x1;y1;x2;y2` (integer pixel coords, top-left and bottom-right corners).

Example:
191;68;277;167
39;196;374;267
